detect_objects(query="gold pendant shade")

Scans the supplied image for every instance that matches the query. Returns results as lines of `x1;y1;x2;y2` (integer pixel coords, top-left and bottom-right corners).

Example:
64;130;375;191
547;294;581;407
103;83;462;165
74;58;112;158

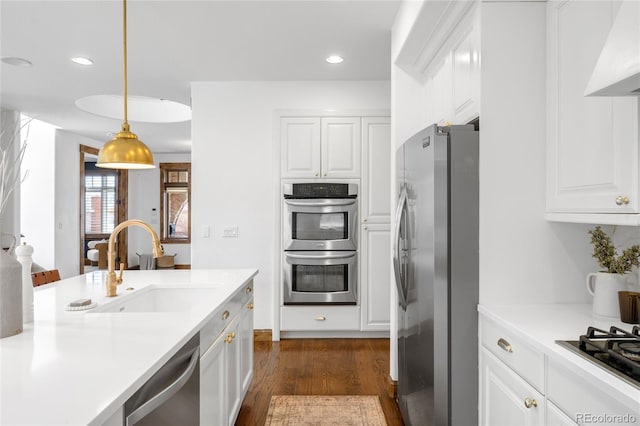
96;0;155;170
97;124;154;169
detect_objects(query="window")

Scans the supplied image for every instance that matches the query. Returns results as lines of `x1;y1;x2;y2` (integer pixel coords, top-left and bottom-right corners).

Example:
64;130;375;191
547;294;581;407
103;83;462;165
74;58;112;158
160;163;191;243
85;172;117;234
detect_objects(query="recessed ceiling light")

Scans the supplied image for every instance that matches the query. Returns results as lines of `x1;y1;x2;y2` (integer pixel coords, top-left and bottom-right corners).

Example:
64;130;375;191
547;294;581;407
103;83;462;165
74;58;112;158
1;57;33;67
71;57;94;66
326;55;344;64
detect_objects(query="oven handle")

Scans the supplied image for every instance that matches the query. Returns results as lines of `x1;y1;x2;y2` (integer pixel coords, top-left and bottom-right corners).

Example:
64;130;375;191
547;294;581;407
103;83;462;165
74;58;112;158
284;252;357;260
284;199;357;207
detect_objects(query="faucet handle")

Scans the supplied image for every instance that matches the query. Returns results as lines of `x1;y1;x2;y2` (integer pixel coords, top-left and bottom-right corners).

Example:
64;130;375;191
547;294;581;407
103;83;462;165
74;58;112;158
116;262;124;285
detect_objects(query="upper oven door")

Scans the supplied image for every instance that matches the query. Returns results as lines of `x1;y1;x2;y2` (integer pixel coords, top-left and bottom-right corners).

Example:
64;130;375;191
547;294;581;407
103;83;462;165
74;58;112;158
283;198;358;251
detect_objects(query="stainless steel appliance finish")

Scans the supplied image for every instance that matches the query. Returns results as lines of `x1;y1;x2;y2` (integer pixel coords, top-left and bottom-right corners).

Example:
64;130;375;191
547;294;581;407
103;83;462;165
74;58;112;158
283;250;357;304
124;333;200;426
394;124;479;426
283;183;358;251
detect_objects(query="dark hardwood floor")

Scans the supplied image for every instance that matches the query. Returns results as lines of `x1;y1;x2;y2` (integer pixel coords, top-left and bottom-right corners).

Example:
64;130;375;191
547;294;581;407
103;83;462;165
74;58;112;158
235;337;403;425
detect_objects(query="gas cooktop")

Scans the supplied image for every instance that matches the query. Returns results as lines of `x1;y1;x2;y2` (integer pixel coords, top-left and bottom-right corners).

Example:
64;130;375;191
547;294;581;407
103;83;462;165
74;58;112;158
556;325;640;390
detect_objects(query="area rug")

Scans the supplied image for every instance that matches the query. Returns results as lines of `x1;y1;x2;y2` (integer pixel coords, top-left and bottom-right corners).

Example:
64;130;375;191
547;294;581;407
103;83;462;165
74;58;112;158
265;395;387;425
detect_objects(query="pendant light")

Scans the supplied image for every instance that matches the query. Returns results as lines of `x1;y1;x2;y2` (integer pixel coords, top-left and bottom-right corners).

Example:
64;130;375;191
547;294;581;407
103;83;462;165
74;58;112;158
96;0;155;169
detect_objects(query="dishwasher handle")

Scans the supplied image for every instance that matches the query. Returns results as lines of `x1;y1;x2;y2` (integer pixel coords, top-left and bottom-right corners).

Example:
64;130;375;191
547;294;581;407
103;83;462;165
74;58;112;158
126;346;200;426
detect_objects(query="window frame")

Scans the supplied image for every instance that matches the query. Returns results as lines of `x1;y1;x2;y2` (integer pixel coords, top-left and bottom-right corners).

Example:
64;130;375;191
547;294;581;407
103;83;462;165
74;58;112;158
159;162;191;244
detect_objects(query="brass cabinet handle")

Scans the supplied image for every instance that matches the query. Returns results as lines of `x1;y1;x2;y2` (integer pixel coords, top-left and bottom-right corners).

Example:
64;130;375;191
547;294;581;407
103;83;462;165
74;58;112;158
246;287;253;294
615;196;630;205
247;303;254;310
315;316;326;321
222;310;230;320
224;335;233;344
497;338;513;353
524;398;538;409
230;332;236;339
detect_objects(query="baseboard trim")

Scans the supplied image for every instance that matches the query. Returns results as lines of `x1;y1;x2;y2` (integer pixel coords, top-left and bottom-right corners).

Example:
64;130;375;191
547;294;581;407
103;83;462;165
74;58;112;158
254;329;273;342
387;376;397;399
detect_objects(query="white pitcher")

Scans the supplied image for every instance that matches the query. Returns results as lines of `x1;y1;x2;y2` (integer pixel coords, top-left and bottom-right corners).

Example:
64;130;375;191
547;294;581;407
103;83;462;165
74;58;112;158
586;272;630;318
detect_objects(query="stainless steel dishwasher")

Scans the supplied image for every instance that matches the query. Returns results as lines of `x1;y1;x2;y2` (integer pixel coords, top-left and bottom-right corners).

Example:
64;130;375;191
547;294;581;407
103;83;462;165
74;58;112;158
123;333;200;425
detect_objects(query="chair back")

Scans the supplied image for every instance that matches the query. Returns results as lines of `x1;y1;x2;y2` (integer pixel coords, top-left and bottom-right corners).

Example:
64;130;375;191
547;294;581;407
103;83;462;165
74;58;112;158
32;269;61;287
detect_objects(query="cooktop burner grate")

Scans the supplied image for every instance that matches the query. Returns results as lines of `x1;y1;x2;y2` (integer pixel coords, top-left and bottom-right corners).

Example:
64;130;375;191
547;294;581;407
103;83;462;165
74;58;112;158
556;325;640;390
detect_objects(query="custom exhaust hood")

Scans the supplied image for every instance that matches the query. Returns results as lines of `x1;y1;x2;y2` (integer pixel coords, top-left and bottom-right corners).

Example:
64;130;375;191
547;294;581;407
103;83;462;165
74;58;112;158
584;0;640;97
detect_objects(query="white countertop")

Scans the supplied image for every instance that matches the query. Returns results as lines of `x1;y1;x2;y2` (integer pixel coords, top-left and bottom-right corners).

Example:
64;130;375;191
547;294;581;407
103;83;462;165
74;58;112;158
479;304;640;410
0;269;258;426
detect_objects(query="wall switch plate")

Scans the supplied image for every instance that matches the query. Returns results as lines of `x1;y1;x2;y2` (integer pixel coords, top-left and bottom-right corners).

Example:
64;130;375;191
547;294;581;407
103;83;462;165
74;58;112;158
222;226;239;238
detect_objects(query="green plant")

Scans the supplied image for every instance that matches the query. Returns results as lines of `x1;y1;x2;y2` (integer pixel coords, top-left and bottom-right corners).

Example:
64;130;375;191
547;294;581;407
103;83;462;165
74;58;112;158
589;226;640;274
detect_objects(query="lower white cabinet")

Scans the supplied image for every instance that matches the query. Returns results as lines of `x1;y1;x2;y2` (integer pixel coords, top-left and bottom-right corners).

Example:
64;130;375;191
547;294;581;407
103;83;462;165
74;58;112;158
360;224;390;331
547;401;578;426
479;347;545;425
200;291;254;426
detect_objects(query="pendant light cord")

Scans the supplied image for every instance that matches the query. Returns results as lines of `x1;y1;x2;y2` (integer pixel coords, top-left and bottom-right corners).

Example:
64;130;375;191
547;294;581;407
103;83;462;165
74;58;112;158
122;0;129;130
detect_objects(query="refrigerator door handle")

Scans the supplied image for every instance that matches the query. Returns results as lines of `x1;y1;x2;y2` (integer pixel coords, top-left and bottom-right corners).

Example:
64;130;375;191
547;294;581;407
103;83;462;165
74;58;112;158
393;186;408;310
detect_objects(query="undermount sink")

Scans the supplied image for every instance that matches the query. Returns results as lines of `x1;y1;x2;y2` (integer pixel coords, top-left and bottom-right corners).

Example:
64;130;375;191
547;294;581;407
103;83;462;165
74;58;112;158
88;285;220;313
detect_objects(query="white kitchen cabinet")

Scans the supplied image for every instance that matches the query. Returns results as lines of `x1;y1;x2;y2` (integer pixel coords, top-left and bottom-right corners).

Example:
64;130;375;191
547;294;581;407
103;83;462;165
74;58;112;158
200;285;254;426
281;117;321;178
281;117;360;179
360;223;390;331
547;356;640;426
547;401;578;426
451;10;480;125
480;347;546;425
361;117;391;224
546;0;640;220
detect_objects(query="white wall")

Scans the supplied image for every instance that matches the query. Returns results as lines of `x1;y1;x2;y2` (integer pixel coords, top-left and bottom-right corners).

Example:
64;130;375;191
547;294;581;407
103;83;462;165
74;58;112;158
128;153;192;267
191;81;391;330
20;117;56;270
478;2;595;304
54;130;100;278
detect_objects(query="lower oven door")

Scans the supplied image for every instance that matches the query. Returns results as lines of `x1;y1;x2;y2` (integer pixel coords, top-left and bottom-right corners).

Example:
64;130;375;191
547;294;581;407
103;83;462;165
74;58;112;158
283;251;357;305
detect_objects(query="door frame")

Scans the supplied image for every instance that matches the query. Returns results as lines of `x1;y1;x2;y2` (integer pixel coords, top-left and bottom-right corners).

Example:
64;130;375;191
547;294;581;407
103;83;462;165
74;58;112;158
79;145;128;274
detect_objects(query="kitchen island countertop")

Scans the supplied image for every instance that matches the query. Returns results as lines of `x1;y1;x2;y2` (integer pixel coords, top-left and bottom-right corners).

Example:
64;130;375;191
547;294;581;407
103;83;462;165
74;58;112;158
0;269;258;426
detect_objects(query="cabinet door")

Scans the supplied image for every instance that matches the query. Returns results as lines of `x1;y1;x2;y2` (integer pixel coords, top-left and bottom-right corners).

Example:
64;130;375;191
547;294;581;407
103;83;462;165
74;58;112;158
360;224;390;331
200;334;228;426
321;117;361;178
547;0;639;213
281;117;321;178
452;9;480;125
547;401;578;426
225;319;242;426
239;299;254;395
480;348;545;425
361;117;391;224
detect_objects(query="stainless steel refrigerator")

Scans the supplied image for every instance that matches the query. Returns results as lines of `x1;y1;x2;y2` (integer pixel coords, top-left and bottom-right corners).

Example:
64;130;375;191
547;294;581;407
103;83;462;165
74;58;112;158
394;124;479;426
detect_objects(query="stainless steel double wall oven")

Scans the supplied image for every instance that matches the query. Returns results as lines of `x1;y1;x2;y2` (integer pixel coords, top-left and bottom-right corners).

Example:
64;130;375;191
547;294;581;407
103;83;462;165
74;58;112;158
283;183;358;304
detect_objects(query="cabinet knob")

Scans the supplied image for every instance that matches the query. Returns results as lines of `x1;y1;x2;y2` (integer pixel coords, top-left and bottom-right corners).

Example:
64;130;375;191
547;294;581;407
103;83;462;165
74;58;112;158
364;218;368;222
497;338;513;353
224;335;233;344
364;226;368;230
247;303;254;310
315;173;319;177
246;287;253;294
615;196;630;206
314;316;327;321
222;310;230;320
524;398;538;409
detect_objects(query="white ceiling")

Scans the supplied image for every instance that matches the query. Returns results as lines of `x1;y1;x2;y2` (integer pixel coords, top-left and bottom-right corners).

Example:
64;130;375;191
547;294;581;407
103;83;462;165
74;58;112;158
0;0;400;153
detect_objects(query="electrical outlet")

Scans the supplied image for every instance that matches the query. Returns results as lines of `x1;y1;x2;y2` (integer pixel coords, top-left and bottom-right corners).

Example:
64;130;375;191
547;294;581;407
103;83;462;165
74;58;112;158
222;226;239;238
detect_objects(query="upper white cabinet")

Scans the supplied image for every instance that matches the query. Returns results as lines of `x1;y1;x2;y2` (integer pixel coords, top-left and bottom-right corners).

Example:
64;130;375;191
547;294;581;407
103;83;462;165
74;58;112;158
361;117;391;223
451;11;480;125
281;117;360;179
546;0;640;223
